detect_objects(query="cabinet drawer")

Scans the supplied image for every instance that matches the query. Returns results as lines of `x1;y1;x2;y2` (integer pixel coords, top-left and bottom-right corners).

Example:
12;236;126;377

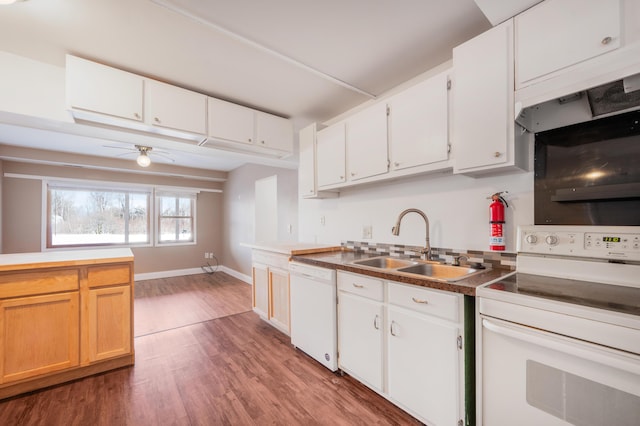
337;271;383;301
388;282;460;322
0;269;79;299
88;264;131;288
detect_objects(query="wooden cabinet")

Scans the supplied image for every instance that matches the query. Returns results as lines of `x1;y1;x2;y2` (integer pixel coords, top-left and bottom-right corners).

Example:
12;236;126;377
144;79;207;135
388;71;449;171
0;292;80;384
386;283;462;425
0;249;134;400
207;98;293;156
336;271;465;425
66;54;143;122
251;250;290;334
515;0;620;90
452;19;528;175
316;122;346;188
346;102;389;181
337;273;384;392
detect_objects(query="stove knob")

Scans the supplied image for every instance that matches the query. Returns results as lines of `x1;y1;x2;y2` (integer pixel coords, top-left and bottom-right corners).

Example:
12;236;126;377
525;234;538;244
545;235;558;246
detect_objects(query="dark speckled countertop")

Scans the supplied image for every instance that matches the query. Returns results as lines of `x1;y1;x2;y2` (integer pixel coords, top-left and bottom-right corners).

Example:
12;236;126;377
290;248;514;296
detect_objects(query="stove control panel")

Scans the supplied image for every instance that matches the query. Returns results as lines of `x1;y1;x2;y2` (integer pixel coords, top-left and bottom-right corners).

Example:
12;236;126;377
517;225;640;261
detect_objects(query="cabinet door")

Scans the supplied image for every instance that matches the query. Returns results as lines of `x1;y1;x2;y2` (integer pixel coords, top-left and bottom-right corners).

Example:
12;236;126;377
337;291;384;392
66;55;143;122
317;122;346;187
387;306;460;425
255;111;293;153
515;0;620;89
346;102;388;181
208;97;255;144
252;263;269;318
88;285;132;362
452;19;515;173
145;79;207;135
0;292;79;383
268;267;290;333
389;72;449;171
298;123;316;197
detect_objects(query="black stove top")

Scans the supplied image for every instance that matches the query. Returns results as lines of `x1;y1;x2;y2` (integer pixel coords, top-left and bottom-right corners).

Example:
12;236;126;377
485;273;640;317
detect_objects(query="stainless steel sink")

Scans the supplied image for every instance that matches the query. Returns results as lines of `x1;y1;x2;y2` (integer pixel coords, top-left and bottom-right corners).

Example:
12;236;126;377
350;256;484;282
397;263;480;281
352;257;418;269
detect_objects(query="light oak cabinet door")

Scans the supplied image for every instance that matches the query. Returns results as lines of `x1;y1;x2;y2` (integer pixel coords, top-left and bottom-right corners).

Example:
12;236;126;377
317;122;346;187
346;102;388;181
252;263;269;318
208;97;255;145
337;291;384;392
0;292;80;384
145;79;207;135
268;267;290;332
88;286;131;362
66;55;143;122
389;72;449;171
515;0;620;89
387;306;460;425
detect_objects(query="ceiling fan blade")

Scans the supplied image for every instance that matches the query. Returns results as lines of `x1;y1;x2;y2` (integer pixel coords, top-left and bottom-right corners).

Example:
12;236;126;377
152;152;175;162
115;152;136;158
103;144;137;152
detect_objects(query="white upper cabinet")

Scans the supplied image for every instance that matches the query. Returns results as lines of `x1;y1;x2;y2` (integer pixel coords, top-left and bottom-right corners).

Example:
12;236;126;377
66;55;143;122
145;79;207;135
452;19;527;175
255;111;293;153
207;97;293;156
207;97;255;145
346;102;388;181
388;71;449;171
316;122;346;188
298;123;338;199
515;0;621;89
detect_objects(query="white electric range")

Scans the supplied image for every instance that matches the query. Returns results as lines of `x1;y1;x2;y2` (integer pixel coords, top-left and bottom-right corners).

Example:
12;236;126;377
476;225;640;426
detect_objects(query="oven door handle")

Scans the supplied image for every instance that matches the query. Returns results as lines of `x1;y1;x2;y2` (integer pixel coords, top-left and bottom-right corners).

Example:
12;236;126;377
482;318;640;374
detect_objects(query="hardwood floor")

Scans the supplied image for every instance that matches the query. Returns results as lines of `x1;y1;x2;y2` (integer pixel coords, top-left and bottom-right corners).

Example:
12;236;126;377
0;272;419;425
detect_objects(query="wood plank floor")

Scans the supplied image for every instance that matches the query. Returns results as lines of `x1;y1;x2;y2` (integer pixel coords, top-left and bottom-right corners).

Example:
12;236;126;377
0;272;419;425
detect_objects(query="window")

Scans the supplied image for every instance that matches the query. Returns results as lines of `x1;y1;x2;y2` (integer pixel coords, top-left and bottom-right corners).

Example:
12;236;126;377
157;192;196;244
47;184;151;248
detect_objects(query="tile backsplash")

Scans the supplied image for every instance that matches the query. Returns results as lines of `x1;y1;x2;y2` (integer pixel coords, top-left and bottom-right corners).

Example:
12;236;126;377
342;241;517;270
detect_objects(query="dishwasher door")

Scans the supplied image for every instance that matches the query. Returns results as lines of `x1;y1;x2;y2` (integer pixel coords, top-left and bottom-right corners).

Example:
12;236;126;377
289;262;338;371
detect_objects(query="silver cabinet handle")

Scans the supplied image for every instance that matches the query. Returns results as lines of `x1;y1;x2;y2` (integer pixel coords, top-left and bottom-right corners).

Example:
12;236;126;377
248;138;253;143
351;172;356;177
412;297;429;304
390;320;398;336
260;140;265;144
154;117;160;123
352;283;364;288
134;112;141;119
601;36;612;45
373;314;380;330
494;151;502;158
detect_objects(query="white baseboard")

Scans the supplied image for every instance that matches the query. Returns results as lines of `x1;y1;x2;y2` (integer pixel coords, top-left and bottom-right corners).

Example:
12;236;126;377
135;266;252;284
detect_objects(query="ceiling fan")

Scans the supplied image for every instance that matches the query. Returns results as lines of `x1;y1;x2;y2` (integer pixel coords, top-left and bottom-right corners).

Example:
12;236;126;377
103;145;175;167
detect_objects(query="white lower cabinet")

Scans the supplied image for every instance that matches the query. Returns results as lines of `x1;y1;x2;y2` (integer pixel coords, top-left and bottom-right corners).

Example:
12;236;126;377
337;271;465;426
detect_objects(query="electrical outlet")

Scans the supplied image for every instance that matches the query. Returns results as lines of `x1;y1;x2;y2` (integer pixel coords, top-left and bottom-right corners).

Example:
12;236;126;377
362;225;373;239
320;216;325;226
204;252;209;259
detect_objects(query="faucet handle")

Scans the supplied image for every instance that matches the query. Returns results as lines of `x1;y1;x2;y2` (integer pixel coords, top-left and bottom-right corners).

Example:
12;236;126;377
452;255;468;266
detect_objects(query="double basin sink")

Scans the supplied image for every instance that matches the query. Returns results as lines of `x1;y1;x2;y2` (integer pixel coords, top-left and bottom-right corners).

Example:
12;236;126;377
350;256;483;282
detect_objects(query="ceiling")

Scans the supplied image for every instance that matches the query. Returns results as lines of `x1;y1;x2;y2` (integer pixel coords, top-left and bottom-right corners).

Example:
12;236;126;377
0;0;492;174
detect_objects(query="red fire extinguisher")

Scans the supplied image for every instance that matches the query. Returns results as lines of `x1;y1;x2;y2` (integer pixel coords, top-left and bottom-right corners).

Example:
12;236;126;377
489;192;509;251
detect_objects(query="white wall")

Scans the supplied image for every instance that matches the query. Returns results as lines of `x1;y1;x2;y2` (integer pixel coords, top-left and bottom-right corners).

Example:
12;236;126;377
298;169;534;253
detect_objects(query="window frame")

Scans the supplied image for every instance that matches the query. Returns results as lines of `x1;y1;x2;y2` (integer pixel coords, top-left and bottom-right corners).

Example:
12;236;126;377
155;191;197;246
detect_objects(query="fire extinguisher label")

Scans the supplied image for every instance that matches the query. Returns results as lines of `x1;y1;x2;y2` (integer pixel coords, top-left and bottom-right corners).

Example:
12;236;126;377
489;236;504;244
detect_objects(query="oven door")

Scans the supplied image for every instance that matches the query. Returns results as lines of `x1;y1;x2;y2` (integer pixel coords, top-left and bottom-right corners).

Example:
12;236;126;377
479;317;640;426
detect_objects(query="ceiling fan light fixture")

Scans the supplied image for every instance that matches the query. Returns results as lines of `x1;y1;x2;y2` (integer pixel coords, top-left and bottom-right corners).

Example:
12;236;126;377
136;152;151;167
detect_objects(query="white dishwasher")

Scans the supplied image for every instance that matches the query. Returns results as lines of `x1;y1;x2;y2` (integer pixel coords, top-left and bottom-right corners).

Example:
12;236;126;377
289;262;338;371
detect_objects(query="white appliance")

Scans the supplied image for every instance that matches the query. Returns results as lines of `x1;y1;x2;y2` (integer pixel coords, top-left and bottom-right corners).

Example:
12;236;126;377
289;262;338;371
476;225;640;426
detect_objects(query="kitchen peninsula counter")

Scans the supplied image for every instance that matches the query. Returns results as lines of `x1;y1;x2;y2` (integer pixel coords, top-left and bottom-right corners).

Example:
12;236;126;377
0;248;134;399
291;248;513;296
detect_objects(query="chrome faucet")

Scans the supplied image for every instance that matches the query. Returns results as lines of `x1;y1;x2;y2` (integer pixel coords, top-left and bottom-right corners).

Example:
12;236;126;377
392;208;431;261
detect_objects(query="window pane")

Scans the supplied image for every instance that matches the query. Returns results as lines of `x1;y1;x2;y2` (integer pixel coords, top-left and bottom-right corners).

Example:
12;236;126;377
159;218;193;242
159;196;177;216
49;187;150;248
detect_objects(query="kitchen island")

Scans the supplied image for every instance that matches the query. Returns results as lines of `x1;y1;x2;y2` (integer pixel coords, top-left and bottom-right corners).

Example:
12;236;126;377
0;249;134;399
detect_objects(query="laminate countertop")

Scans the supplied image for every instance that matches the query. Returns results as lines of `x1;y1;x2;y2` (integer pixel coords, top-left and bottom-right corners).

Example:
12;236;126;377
0;248;134;272
291;248;514;297
241;242;341;256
